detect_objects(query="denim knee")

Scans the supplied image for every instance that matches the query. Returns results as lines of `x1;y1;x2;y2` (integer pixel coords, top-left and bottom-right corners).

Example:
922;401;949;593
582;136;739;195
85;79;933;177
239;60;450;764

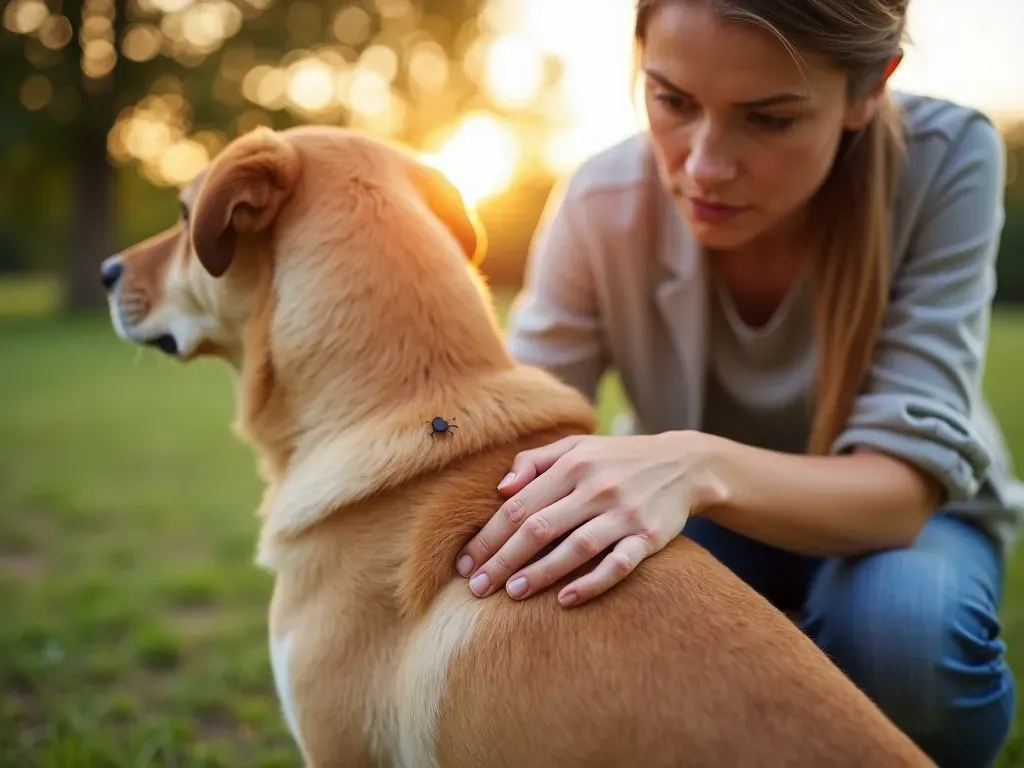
802;522;1015;768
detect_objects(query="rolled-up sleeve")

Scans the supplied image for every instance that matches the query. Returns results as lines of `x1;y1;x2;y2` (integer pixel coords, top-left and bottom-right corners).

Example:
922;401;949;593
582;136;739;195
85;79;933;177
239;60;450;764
505;178;608;403
830;116;1007;502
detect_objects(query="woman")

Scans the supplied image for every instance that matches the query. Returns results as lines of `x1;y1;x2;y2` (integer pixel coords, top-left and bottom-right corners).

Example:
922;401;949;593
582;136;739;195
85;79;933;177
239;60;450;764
454;0;1021;765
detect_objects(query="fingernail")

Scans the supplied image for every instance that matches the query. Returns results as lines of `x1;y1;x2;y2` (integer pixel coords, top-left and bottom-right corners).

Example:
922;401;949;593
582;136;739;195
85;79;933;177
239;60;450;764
456;554;474;577
469;572;490;596
497;472;516;490
507;576;528;598
559;590;578;607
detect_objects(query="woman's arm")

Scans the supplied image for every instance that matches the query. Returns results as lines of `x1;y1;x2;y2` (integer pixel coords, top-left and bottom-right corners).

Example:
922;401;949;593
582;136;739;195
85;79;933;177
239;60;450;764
695;437;941;556
700;111;1007;557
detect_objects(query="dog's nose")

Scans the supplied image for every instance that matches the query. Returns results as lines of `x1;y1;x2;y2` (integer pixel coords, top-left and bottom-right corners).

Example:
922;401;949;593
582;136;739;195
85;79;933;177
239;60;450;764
100;256;123;292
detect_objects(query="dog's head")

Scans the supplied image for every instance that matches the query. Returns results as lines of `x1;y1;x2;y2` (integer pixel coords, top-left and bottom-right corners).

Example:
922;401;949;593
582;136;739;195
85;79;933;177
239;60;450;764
102;125;486;367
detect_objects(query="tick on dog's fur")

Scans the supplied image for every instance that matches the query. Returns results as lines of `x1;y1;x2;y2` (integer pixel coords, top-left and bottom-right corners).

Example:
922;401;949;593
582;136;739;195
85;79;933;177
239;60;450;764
429;416;458;438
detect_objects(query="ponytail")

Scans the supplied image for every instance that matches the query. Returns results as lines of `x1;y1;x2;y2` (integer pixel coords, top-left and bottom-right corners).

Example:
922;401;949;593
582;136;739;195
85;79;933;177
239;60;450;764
806;93;905;454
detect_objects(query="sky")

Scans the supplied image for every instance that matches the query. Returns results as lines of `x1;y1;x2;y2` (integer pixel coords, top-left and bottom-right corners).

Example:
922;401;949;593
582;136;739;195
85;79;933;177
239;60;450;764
889;0;1024;117
490;0;1024;174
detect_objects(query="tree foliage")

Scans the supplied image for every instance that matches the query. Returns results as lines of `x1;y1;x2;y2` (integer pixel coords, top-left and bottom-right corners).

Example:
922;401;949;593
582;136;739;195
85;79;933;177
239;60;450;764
0;0;489;308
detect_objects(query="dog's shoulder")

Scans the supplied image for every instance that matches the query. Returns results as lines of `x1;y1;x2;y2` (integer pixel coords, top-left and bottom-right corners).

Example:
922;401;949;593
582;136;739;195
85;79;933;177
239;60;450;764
396;424;585;618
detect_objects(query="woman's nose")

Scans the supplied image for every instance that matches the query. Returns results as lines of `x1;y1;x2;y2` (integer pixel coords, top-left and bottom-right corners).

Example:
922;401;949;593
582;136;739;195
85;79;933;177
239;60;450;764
685;127;738;188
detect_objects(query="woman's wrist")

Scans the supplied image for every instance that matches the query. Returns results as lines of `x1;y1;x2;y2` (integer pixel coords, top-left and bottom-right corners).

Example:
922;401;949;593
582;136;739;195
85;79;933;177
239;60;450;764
659;429;741;517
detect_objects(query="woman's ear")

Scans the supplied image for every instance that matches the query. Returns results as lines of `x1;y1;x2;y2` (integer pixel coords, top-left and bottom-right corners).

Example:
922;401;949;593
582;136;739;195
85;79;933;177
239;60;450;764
844;51;903;131
881;51;903;85
190;128;301;278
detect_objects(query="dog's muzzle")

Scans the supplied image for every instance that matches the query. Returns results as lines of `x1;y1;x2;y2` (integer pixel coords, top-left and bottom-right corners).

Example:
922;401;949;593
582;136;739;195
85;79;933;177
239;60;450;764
145;334;179;355
100;255;179;357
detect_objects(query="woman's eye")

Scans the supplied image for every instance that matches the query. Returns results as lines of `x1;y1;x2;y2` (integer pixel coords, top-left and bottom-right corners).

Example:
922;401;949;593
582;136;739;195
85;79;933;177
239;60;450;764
655;93;691;113
748;113;797;132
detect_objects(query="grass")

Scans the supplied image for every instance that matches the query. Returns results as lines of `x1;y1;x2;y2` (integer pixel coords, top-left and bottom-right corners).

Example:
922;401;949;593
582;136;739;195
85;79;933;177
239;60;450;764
0;286;1021;767
0;274;62;319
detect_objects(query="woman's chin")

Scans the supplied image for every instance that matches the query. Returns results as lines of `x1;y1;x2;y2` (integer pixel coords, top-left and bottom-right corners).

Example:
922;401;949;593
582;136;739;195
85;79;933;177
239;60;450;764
683;216;756;251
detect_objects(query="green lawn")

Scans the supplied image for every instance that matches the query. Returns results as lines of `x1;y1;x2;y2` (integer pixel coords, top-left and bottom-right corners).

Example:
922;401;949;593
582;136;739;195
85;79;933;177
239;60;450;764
0;293;1021;767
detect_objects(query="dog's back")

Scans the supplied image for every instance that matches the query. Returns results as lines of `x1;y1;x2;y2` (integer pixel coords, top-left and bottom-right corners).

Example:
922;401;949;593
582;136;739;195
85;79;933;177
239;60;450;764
401;430;935;768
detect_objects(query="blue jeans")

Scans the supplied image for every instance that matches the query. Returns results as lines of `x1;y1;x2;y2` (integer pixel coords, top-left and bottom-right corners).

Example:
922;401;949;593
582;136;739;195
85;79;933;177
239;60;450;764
682;513;1016;768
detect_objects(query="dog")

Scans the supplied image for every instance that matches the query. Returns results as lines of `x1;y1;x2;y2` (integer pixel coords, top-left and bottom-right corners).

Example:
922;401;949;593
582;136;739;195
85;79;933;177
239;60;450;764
102;124;935;767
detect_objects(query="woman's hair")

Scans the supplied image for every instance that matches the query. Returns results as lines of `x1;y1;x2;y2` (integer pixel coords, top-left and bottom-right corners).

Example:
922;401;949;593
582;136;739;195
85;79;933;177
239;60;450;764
635;0;909;455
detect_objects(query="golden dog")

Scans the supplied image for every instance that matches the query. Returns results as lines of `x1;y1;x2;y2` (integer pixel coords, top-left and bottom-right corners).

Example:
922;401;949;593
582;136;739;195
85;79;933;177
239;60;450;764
103;125;934;767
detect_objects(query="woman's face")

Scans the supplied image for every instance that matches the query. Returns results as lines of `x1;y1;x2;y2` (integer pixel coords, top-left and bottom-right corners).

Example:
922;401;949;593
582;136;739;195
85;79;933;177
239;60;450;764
641;0;881;251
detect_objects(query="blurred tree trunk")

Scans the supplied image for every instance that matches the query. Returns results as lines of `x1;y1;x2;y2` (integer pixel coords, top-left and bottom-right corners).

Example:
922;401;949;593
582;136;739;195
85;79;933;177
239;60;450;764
66;122;113;311
64;0;123;312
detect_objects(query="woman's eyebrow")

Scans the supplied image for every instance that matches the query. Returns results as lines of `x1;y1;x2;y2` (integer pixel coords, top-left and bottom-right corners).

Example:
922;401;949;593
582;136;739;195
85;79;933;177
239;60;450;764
644;68;807;108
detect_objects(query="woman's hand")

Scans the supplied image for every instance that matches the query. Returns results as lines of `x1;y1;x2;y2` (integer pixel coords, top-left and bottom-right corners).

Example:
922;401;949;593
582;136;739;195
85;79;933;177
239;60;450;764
454;430;729;607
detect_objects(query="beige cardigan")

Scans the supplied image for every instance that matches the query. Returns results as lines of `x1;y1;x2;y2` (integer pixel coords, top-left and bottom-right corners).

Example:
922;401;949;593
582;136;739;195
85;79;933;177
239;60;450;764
505;91;1024;560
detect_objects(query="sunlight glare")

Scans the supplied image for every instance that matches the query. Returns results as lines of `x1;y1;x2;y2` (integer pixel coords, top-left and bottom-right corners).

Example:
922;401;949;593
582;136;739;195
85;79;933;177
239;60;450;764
483;34;545;108
423;112;519;206
485;0;642;174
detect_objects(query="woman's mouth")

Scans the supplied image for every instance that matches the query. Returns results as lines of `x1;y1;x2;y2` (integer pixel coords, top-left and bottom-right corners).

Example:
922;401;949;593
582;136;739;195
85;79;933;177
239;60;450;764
688;198;749;224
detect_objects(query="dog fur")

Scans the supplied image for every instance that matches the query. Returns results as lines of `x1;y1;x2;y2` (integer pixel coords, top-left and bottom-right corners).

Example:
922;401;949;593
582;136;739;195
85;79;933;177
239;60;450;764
104;125;935;767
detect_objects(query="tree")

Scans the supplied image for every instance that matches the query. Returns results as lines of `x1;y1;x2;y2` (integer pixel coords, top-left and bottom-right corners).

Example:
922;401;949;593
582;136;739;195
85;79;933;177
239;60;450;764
996;122;1024;304
0;0;489;310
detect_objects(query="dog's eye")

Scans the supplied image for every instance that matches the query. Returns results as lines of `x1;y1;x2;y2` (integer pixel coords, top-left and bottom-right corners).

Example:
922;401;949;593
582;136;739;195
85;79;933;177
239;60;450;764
180;202;190;224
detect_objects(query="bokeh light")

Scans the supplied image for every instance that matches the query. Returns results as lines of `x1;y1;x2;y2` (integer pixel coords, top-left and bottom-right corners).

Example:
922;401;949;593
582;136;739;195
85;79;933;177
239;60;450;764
3;0;48;35
333;6;372;47
124;117;174;161
149;0;192;14
287;58;336;112
160;139;210;186
255;68;288;111
360;44;399;83
39;15;73;50
408;40;449;95
122;24;163;62
83;40;117;79
19;75;52;111
5;0;639;198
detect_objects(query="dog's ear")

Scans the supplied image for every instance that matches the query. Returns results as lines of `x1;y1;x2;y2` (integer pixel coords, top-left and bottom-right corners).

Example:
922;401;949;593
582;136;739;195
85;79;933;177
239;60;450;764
190;128;300;278
407;159;487;265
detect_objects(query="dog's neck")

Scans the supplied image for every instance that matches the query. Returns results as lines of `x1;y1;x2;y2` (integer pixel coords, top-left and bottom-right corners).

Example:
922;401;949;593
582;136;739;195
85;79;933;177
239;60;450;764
251;363;595;569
